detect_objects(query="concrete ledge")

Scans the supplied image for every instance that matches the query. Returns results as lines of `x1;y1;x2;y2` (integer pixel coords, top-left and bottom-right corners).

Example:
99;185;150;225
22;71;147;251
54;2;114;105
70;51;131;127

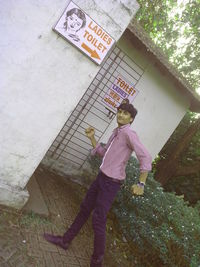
41;157;95;190
0;180;29;209
42;156;83;177
23;175;49;217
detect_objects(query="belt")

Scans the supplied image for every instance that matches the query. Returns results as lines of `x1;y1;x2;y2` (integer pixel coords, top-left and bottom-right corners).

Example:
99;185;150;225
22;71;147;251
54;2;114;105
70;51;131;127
109;177;123;184
100;171;123;184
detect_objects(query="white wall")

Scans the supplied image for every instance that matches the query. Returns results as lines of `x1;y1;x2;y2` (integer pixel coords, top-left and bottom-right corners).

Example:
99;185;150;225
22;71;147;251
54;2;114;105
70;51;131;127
0;0;139;208
99;35;189;159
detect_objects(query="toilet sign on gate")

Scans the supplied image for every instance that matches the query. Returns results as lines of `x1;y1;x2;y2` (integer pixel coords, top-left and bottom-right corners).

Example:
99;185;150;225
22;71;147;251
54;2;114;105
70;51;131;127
102;75;139;113
53;1;115;64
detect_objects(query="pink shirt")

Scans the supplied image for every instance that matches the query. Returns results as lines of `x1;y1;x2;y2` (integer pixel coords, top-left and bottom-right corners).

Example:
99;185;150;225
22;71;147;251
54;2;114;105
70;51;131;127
91;124;152;180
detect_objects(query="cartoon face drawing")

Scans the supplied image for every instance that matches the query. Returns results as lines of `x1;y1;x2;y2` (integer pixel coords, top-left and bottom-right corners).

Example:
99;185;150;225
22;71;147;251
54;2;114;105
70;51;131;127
67;13;84;32
63;8;86;42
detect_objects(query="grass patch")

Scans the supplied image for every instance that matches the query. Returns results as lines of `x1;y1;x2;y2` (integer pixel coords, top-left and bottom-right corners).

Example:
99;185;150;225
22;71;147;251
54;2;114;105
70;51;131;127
19;211;52;228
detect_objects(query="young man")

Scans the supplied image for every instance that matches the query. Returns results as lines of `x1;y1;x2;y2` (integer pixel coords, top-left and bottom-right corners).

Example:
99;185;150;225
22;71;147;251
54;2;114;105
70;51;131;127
44;99;152;267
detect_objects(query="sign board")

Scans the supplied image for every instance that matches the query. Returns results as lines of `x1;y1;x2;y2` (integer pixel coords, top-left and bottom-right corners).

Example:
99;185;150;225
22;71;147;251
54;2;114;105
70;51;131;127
53;1;115;64
102;75;139;113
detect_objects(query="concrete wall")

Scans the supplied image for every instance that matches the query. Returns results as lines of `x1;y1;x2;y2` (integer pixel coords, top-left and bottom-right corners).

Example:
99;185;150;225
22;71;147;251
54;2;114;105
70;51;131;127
0;0;139;208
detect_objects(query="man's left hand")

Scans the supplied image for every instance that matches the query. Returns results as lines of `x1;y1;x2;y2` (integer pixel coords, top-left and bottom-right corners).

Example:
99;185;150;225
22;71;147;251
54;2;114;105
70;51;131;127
131;184;144;195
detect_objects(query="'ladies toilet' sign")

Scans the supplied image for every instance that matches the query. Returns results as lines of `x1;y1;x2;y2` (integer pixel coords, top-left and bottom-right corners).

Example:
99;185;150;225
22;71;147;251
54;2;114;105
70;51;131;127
53;1;115;64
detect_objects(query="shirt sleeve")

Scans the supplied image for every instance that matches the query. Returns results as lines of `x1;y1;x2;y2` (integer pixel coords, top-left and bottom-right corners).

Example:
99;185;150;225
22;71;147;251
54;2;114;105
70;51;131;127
90;131;117;158
126;131;152;172
91;143;107;157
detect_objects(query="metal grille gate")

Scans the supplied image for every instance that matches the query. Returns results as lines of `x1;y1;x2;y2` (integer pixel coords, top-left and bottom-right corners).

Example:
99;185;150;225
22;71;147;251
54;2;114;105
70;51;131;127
45;46;144;169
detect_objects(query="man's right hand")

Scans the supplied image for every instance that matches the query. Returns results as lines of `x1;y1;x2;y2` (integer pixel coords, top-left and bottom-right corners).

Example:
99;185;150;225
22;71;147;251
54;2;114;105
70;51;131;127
85;126;95;139
131;184;144;196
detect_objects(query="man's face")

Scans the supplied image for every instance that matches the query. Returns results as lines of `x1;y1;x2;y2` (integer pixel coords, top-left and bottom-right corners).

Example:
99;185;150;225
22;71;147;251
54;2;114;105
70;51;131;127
117;109;133;126
66;14;83;32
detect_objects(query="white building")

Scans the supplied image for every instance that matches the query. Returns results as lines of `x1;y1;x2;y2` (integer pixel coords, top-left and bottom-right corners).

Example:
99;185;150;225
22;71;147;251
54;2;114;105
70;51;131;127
1;0;200;209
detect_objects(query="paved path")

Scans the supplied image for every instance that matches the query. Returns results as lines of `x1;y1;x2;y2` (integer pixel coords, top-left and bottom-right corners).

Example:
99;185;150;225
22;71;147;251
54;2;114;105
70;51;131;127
0;167;131;266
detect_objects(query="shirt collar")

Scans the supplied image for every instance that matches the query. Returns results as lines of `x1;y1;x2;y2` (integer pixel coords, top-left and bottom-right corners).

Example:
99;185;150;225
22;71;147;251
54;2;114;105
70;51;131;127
119;124;130;130
113;124;130;134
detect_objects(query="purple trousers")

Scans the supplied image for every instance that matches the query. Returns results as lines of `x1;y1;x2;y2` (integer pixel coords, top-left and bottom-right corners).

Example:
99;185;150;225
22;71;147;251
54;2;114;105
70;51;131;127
63;171;121;267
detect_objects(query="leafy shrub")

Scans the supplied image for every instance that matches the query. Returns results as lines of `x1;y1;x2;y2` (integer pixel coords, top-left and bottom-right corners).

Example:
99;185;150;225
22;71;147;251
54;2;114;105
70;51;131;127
89;155;200;267
164;174;200;205
195;200;200;214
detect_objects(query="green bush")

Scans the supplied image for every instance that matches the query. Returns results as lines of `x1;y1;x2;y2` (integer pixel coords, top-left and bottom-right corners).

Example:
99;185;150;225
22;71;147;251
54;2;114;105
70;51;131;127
195;200;200;214
164;174;200;205
89;155;200;267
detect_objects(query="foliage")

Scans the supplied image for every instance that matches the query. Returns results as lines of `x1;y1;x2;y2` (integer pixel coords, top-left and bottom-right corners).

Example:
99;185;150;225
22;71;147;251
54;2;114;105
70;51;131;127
155;112;200;203
19;211;52;228
157;112;200;163
135;0;200;202
164;174;200;205
136;0;200;92
89;155;200;267
195;200;200;214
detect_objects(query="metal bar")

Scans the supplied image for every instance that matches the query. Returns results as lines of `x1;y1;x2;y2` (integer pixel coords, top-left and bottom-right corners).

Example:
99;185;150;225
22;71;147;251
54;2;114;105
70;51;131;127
79;47;123;169
53;58;114;158
46;45;145;170
58;149;87;162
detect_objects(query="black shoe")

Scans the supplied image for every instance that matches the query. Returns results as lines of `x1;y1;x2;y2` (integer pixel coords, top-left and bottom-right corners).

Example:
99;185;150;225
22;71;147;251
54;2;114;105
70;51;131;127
43;233;69;250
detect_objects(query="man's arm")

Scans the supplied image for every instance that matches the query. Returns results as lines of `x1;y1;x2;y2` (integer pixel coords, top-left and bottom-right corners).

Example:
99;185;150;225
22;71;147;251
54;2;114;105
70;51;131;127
139;171;148;184
131;171;148;196
85;127;97;148
126;131;152;196
86;126;118;157
85;126;107;157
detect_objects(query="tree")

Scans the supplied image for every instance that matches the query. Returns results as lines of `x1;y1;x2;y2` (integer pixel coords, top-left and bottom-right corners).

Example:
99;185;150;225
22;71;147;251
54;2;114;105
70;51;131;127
136;0;200;93
155;115;200;185
135;1;200;199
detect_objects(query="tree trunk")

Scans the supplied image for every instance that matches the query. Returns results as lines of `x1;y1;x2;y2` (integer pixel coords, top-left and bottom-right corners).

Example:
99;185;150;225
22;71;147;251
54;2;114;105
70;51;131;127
155;117;200;185
175;161;200;177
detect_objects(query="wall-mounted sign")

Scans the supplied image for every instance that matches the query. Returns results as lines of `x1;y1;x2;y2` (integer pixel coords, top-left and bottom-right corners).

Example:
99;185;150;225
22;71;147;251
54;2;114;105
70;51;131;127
53;1;115;64
102;75;139;113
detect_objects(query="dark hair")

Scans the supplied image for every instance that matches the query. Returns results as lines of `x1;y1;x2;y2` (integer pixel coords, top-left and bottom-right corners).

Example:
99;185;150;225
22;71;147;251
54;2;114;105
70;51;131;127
117;99;138;121
65;8;86;29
